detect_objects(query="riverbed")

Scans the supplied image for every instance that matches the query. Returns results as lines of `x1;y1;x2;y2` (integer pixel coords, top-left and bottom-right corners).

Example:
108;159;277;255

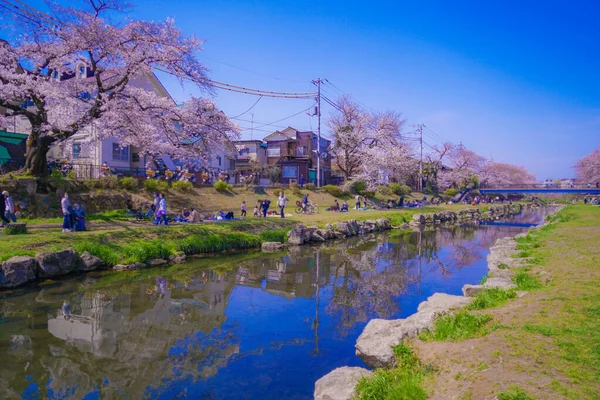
0;208;553;400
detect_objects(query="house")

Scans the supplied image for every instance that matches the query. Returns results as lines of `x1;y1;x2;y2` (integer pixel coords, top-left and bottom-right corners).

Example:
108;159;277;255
231;140;268;183
263;126;332;185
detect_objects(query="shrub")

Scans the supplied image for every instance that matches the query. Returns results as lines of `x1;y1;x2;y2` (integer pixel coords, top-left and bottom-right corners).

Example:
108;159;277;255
305;183;315;191
419;311;493;341
290;183;303;196
389;183;412;196
352;181;367;195
172;180;193;192
119;177;139;191
144;179;169;193
213;180;233;193
321;184;345;198
377;185;391;195
443;188;459;197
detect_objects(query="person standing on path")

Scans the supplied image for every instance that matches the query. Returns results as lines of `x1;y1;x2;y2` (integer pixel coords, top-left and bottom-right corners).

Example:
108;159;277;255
2;191;16;223
355;194;361;210
0;192;9;227
61;193;72;233
154;193;168;226
299;174;305;188
278;192;288;218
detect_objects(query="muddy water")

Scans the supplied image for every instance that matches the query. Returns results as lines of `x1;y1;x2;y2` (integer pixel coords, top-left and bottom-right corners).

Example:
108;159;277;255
0;208;553;400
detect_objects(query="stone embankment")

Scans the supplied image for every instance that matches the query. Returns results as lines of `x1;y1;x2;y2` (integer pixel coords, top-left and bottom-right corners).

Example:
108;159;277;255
0;249;188;289
286;218;393;246
313;206;558;400
408;203;527;227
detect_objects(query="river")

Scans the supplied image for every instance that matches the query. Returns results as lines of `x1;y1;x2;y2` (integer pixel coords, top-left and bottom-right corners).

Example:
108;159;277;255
0;208;553;400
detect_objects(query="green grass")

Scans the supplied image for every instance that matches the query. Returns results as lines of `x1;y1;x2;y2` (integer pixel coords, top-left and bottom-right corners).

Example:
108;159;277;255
74;241;120;266
354;343;431;400
513;270;542;290
123;239;176;263
258;229;288;243
497;386;537;400
418;311;493;341
176;232;262;255
466;288;517;310
523;323;557;337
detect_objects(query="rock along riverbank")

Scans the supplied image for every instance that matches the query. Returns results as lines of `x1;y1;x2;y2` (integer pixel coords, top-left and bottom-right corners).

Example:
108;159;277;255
313;204;557;400
0;203;531;291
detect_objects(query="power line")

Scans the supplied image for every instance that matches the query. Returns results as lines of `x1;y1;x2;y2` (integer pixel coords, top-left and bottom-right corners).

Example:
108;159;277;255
253;104;316;130
199;54;309;83
230;96;262;119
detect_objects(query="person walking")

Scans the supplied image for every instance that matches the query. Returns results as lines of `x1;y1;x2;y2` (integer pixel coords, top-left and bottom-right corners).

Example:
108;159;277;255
299;174;305;188
278;192;288;218
2;191;16;223
61;193;72;233
154;193;168;226
241;201;247;217
0;192;9;227
262;198;271;218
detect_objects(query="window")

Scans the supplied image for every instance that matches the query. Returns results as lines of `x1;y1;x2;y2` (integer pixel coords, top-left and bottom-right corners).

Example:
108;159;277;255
267;147;281;157
132;152;140;162
282;166;298;179
112;143;129;161
217;156;222;166
72;143;81;159
79;65;86;78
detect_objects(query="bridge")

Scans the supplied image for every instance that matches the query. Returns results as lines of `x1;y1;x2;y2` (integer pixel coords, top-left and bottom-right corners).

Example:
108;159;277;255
479;184;600;195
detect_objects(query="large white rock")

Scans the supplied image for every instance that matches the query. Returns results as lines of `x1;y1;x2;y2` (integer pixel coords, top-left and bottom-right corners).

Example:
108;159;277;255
314;366;372;400
355;293;471;368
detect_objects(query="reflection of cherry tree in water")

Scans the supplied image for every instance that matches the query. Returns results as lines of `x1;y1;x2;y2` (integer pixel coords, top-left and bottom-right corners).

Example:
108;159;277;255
325;247;413;338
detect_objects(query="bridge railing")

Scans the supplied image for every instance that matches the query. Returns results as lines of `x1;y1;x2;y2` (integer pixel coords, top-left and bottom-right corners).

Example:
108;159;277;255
481;183;599;190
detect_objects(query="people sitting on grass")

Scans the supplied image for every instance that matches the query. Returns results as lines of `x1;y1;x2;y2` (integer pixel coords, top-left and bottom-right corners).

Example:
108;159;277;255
190;208;202;222
328;199;340;212
175;208;192;223
73;203;86;231
341;200;349;212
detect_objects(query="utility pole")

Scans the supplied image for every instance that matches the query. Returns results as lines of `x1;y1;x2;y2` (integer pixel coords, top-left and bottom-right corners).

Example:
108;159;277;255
312;78;324;187
414;124;425;192
250;113;254;140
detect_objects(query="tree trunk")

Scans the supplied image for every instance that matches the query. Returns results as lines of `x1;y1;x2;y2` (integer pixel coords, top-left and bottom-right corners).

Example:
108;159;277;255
24;129;52;177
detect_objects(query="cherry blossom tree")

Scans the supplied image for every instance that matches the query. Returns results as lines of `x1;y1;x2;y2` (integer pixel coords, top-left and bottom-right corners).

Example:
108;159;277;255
479;162;536;187
326;95;410;184
431;143;486;190
0;0;238;177
575;147;600;184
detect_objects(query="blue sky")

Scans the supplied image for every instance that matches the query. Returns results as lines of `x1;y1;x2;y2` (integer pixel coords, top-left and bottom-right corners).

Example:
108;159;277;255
12;0;600;178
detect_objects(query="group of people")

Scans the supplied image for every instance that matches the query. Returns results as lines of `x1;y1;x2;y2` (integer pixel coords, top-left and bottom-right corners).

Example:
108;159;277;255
327;199;349;212
0;190;16;227
60;193;86;233
244;191;289;218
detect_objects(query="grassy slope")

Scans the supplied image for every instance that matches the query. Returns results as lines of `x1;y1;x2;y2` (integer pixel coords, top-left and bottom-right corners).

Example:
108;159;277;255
412;205;600;400
2;186;492;263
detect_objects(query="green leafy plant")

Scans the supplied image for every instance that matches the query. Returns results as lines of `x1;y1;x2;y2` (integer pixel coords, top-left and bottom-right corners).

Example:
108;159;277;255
443;188;459;197
321;184;345;197
75;242;119;266
259;229;288;243
3;224;27;235
377;185;392;195
497;385;536;400
123;240;175;263
144;178;169;193
172;180;193;192
213;180;233;193
513;270;542;290
119;176;139;191
305;183;315;191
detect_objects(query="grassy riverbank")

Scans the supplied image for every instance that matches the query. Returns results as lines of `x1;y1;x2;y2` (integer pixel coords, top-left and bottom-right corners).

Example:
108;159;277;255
359;205;600;400
0;200;494;265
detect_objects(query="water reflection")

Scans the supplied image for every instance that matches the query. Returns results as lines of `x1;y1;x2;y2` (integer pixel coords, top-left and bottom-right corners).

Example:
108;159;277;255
0;208;553;400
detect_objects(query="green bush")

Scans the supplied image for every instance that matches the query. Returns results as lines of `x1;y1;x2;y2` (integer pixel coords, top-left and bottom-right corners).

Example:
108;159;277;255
85;174;119;189
376;185;391;195
144;179;169;193
290;183;303;196
305;183;315;191
321;184;345;198
119;177;139;191
123;240;175;263
213;180;233;193
443;188;459;197
419;311;493;341
352;181;367;195
172;180;194;192
389;183;412;196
